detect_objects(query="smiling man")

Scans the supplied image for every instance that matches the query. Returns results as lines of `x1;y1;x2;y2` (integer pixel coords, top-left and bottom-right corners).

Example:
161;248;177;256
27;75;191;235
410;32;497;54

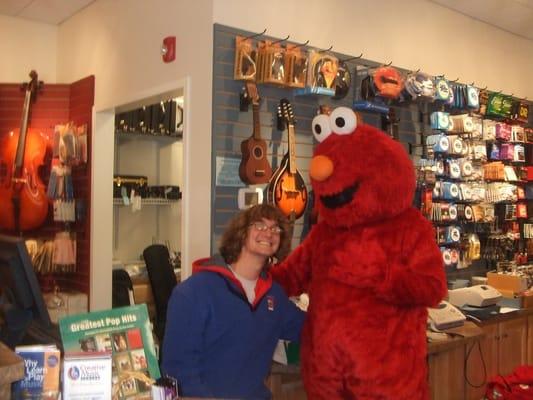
162;204;305;399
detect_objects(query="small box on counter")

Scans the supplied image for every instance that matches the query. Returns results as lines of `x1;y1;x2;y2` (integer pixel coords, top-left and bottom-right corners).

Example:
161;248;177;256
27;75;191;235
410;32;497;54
63;352;112;400
12;344;61;400
486;272;528;298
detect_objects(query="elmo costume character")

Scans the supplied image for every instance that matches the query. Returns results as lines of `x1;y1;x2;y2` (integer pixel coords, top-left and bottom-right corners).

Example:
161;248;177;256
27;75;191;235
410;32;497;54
271;106;447;399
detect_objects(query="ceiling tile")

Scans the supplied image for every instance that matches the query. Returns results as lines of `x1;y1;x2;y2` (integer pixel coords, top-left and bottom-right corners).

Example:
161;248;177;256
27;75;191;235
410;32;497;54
0;0;94;25
0;0;33;15
430;0;533;40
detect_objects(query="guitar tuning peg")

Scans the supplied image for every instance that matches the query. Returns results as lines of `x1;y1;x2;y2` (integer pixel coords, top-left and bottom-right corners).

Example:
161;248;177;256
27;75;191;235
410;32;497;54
277;113;286;131
239;90;249;112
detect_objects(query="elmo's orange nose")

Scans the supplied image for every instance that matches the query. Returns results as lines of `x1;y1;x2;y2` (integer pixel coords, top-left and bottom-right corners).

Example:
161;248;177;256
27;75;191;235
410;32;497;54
310;155;334;182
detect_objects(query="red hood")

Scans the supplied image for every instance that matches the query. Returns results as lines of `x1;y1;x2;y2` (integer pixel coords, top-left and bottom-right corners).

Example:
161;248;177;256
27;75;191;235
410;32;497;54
192;255;273;309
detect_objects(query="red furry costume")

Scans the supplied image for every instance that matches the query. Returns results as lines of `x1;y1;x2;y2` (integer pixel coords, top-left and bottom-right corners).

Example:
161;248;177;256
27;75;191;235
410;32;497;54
271;107;447;399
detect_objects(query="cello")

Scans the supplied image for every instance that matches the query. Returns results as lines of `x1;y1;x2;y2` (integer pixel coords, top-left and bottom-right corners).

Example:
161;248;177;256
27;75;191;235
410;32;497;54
0;70;49;232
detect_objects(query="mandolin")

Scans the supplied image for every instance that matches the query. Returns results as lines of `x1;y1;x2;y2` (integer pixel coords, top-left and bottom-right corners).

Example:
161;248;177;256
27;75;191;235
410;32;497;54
239;81;272;184
267;98;308;220
0;70;48;232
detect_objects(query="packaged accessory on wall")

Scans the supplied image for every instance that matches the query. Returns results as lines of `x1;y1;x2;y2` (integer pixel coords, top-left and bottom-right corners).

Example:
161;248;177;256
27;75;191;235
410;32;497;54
512;101;529;124
466;85;479;109
448;136;464;155
234;36;257;81
483;119;497;140
447;159;462;179
441;182;460;200
285;44;307;88
430;112;450;130
433;77;451;102
448;115;473;133
426;134;450;153
487;92;513;118
441;247;453;266
511;125;525;142
495;123;511;141
306;50;338;93
261;40;286;85
332;59;351;100
460;159;473;178
499;143;514;160
514;144;525;162
371;66;404;99
472;141;487;161
402;71;434;100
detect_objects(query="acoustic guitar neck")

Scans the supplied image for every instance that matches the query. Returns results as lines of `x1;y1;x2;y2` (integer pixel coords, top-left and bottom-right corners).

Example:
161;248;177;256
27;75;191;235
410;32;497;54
252;101;261;141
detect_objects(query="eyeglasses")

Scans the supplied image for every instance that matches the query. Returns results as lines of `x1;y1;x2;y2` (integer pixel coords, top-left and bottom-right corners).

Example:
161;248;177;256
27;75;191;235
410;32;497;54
250;221;283;234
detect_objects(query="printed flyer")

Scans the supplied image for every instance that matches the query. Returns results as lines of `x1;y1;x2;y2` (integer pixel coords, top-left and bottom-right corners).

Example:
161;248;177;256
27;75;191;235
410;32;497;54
59;304;160;399
63;353;112;399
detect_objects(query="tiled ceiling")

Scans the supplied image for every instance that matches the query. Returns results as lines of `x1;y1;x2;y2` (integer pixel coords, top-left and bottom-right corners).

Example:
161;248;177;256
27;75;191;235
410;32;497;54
429;0;533;40
0;0;94;25
0;0;532;42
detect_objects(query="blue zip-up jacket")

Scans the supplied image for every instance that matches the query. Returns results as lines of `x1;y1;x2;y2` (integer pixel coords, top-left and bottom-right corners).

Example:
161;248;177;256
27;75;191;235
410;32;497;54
161;255;305;399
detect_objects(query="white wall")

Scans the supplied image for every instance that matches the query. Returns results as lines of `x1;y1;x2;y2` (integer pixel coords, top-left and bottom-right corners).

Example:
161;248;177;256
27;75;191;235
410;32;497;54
213;0;533;99
56;0;213;310
0;15;57;82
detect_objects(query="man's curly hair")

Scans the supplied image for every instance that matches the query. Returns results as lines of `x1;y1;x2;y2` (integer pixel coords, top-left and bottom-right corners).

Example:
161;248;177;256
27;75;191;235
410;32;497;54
219;204;291;265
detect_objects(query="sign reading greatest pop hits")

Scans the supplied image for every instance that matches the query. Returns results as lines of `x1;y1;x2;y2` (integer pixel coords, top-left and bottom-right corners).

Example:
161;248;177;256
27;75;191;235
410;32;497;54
59;304;160;399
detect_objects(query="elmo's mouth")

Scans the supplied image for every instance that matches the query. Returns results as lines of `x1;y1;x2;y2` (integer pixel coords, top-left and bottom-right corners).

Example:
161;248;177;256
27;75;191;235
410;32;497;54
320;183;359;209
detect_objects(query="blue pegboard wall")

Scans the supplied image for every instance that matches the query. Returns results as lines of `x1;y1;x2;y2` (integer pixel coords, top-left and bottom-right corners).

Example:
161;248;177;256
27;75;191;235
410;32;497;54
210;23;532;284
211;24;422;248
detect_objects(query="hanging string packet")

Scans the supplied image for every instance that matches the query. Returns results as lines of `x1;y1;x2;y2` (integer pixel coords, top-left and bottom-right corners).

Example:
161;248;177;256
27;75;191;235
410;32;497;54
234;36;257;81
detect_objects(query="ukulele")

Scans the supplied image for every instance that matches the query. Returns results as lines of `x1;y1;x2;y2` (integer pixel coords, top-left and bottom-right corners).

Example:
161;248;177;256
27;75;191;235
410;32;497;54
238;82;272;184
0;70;48;232
267;99;308;220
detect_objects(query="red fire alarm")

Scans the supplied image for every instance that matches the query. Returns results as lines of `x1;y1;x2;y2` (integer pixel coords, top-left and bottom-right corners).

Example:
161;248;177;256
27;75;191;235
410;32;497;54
161;36;176;63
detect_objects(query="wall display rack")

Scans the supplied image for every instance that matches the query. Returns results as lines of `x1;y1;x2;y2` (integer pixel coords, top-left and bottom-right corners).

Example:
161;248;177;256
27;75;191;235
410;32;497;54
0;75;95;297
212;24;533;284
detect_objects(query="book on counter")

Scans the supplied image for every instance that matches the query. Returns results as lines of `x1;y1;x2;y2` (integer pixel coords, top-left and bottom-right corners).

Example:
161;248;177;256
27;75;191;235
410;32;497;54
59;304;160;400
12;344;60;400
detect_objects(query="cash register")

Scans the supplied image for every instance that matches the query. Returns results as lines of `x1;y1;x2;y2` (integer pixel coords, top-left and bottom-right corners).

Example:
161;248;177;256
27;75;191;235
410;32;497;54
448;284;502;321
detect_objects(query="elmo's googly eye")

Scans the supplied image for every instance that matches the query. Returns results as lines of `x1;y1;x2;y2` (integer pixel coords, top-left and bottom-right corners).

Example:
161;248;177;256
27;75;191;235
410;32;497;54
329;107;357;135
311;114;332;143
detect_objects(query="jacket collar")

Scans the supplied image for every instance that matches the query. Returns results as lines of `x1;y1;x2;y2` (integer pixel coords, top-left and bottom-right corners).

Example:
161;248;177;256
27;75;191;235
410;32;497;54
192;255;273;308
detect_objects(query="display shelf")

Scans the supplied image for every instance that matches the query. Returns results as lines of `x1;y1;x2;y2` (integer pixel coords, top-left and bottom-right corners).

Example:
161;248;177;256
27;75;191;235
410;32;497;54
113;198;180;206
115;131;182;142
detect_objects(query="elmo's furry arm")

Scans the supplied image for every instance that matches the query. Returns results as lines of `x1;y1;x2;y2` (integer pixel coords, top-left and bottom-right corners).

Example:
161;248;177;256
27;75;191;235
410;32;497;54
270;227;317;296
328;211;447;307
378;217;447;307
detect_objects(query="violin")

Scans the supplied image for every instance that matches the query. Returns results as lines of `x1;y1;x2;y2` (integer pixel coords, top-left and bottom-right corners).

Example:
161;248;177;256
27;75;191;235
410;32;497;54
0;70;49;231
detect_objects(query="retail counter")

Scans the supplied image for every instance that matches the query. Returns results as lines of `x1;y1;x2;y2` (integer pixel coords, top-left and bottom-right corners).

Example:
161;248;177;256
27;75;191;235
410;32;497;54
265;309;533;400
